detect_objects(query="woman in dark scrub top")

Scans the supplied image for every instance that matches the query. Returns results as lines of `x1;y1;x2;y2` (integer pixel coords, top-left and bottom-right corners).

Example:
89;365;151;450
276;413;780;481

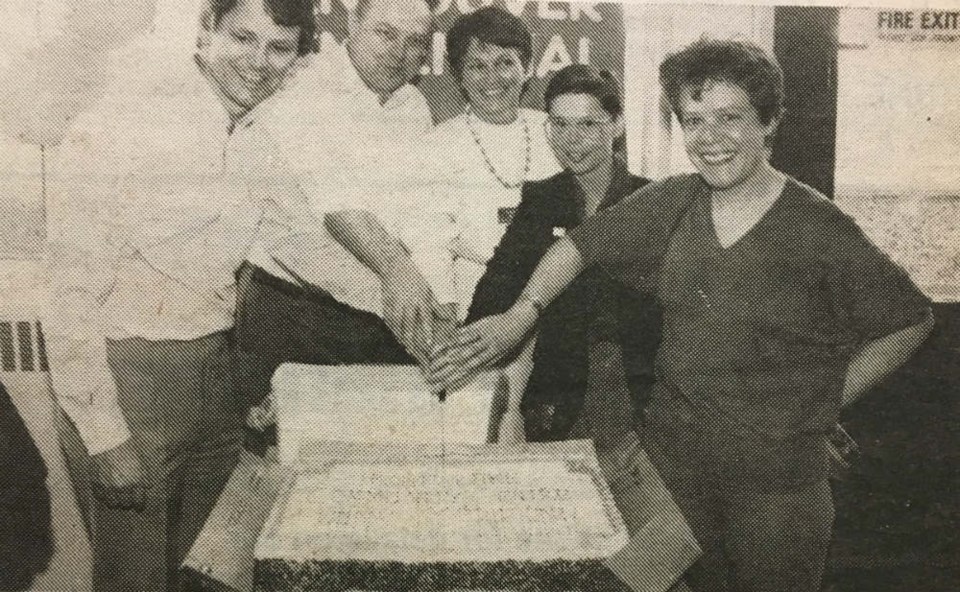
430;39;934;592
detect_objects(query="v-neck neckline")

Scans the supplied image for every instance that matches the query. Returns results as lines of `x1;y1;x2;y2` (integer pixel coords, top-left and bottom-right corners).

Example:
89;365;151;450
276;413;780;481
704;177;792;253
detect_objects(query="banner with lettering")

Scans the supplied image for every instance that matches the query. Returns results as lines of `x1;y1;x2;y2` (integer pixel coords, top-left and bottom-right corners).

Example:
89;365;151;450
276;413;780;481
315;0;625;123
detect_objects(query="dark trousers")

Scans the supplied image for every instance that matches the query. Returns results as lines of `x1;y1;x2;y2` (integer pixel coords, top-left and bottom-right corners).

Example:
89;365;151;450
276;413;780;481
645;439;834;592
233;263;413;407
58;332;243;592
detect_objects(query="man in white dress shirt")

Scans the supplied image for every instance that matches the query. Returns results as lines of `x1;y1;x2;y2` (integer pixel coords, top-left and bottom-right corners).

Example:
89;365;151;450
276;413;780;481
234;0;449;414
45;1;315;589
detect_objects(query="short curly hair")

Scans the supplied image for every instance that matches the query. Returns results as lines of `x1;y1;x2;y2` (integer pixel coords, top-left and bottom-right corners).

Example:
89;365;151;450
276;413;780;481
445;6;532;82
659;38;784;125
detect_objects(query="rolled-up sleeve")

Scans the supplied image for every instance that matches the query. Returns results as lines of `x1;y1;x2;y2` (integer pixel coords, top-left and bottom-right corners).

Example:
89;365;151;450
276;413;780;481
394;184;457;305
44;122;130;455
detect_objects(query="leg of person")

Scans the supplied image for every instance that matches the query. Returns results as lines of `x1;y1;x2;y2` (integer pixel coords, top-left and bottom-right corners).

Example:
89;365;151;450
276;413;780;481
572;340;635;446
83;338;194;591
88;486;172;591
58;405;174;592
73;336;231;591
722;480;834;592
61;405;185;592
643;438;731;592
172;427;241;575
670;491;730;592
172;335;244;577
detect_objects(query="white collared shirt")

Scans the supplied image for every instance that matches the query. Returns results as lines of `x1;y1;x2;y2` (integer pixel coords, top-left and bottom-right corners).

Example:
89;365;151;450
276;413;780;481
246;42;435;316
46;42;271;454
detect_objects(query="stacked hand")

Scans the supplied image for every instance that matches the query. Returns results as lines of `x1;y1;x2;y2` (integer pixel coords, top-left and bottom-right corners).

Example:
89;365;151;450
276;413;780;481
382;258;443;367
381;259;462;372
380;256;536;394
427;311;532;393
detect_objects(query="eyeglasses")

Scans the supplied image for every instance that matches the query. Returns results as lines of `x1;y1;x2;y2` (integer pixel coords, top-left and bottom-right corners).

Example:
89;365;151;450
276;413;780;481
545;116;613;139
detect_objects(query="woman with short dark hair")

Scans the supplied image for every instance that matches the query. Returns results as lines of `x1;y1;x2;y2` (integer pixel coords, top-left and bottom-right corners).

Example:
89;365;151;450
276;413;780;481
445;7;533;93
427;6;560;314
659;39;784;128
432;39;934;591
468;64;660;443
544;63;625;117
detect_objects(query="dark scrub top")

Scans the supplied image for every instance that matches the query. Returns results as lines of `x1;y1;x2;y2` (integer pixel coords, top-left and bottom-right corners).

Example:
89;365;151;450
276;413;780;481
467;158;660;441
570;174;931;489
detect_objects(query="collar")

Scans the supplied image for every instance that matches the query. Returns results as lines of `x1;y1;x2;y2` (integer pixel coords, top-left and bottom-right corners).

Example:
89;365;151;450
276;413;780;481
558;155;633;223
600;155;634;210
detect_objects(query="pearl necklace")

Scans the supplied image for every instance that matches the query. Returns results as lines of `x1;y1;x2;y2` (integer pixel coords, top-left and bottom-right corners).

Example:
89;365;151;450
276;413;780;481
464;106;531;190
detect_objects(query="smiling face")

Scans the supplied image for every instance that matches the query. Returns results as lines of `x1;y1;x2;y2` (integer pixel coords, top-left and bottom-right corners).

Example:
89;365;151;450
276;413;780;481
547;93;619;176
459;39;527;124
347;0;433;97
205;0;301;116
678;79;778;190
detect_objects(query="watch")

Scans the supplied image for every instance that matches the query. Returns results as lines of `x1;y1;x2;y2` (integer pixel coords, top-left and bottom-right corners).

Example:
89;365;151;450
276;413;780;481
518;292;545;317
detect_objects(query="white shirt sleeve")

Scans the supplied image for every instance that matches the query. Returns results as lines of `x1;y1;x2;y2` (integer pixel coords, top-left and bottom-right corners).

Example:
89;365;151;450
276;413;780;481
385;135;458;306
44;116;131;455
392;84;435;136
396;186;457;306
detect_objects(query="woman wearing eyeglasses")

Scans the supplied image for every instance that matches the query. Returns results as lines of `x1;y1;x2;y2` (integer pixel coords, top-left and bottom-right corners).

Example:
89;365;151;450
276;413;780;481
466;64;661;443
432;39;933;591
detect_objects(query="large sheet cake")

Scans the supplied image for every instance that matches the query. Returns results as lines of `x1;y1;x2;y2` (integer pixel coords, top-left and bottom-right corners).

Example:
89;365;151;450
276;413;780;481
185;365;697;591
253;440;631;592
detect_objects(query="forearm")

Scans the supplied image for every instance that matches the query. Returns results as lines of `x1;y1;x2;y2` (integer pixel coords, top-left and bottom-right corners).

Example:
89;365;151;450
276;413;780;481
841;310;934;407
45;169;130;455
503;237;585;334
501;335;536;411
45;259;130;455
324;210;410;279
